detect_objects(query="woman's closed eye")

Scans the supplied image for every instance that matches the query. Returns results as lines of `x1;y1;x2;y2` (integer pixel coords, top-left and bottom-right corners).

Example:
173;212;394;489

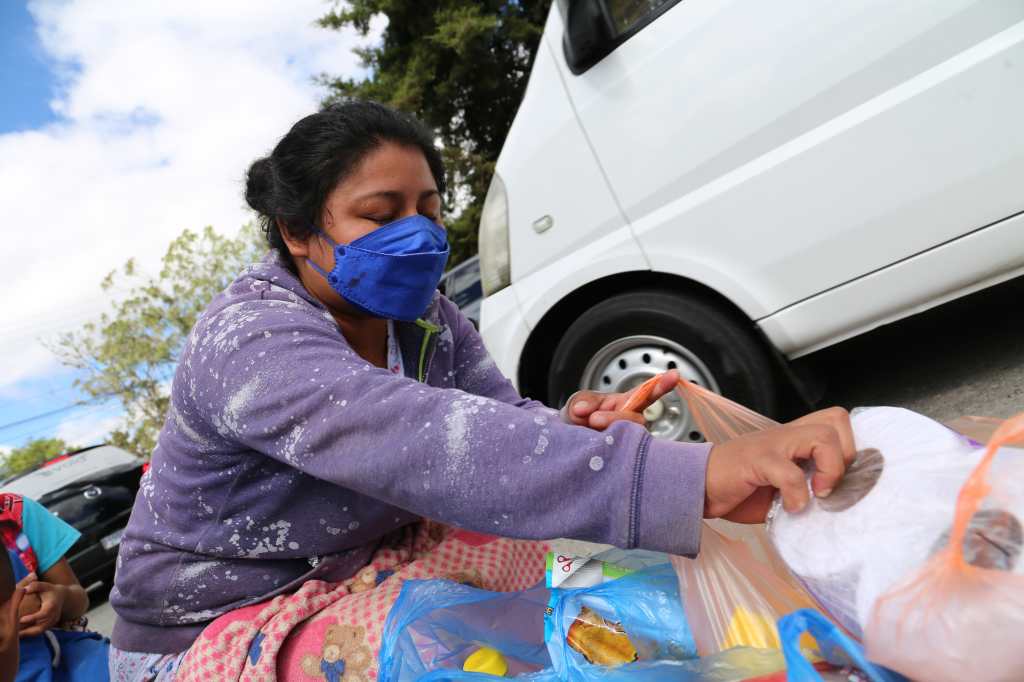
363;212;440;224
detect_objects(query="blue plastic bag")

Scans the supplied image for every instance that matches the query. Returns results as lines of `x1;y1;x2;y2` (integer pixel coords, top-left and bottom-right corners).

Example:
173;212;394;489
411;649;789;682
545;564;697;679
380;562;778;682
777;609;905;682
379;579;553;682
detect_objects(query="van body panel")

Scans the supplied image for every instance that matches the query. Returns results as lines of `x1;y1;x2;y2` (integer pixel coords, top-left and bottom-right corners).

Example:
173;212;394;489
758;211;1024;357
502;9;636;285
481;0;1024;393
479;285;530;386
513;221;650;330
556;0;1024;315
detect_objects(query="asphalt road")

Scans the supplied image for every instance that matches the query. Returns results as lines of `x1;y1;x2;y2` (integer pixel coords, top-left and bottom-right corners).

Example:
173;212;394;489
87;591;116;638
85;275;1024;636
806;273;1024;421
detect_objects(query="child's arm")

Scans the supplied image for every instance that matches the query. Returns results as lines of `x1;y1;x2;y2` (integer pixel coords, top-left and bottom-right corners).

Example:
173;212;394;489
18;559;88;637
0;551;24;682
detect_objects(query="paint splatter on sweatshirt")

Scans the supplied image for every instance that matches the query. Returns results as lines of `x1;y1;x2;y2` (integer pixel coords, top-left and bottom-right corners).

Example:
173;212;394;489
110;252;710;653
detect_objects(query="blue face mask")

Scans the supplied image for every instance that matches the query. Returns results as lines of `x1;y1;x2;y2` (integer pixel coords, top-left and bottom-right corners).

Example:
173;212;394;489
306;214;450;322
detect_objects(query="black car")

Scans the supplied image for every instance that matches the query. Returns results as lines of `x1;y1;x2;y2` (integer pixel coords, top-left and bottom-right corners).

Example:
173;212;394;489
439;255;483;328
1;444;145;589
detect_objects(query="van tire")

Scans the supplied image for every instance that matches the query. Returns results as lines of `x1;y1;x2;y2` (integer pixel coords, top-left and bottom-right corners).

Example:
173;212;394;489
546;290;782;435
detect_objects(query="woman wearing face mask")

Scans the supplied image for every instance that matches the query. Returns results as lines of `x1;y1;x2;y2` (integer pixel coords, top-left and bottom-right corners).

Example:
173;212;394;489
108;101;854;679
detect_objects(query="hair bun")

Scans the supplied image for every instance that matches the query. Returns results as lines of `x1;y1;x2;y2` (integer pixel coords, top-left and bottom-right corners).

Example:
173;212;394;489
245;156;277;215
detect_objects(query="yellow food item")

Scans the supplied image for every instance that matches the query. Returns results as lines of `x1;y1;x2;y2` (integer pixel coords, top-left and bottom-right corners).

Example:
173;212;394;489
722;607;819;655
566;606;639;667
463;646;508;676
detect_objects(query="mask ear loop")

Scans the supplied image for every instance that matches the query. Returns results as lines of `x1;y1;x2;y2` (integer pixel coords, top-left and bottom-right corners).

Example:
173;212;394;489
306;227;340;281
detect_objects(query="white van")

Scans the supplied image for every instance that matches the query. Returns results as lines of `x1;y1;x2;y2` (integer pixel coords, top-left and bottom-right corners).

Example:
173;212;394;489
477;0;1024;442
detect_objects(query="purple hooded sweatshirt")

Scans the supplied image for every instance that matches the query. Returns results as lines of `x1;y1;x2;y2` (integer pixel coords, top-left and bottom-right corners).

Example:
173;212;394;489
110;252;710;654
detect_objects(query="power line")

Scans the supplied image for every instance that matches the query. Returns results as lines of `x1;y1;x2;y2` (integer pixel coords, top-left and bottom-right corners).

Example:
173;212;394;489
0;403;87;434
4;403;117;445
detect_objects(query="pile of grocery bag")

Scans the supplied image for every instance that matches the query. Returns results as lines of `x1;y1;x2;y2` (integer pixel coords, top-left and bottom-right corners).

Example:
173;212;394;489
378;379;1024;681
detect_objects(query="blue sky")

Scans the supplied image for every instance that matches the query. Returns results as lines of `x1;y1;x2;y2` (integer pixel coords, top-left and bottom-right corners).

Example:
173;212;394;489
0;3;94;451
0;1;380;456
0;2;60;133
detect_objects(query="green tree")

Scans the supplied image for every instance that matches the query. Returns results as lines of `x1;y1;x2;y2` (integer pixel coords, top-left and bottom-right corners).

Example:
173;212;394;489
318;0;553;266
49;225;265;456
1;438;75;480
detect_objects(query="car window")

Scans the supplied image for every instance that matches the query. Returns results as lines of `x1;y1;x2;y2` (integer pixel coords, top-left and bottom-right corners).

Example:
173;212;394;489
451;279;483;309
606;0;676;35
1;446;140;500
447;262;482;309
47;493;93;526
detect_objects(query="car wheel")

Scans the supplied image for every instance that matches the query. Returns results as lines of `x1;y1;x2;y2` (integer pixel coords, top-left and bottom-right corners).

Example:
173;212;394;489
547;289;781;442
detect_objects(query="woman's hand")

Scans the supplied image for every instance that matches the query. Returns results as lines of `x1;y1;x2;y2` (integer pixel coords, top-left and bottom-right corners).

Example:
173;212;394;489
18;580;67;637
565;370;680;430
704;407;855;523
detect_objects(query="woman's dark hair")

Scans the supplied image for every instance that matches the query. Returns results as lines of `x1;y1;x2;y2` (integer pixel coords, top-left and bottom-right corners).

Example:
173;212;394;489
245;100;446;262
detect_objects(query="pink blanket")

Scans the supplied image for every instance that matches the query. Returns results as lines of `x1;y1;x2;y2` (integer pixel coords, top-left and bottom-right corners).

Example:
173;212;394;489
175;522;549;681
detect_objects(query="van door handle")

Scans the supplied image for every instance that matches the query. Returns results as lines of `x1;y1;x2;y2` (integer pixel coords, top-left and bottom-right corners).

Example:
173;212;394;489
533;215;554;234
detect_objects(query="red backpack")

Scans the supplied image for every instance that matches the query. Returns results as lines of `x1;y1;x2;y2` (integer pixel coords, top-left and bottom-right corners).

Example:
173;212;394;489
0;493;39;575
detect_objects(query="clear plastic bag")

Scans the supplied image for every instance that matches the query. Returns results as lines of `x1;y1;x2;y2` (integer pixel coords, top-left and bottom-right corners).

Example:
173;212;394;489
864;413;1024;681
671;523;821;657
633;373;1024;681
637;377;827;657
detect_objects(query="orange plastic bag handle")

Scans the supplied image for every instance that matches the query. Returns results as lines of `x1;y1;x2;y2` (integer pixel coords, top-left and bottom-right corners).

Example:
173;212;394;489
947;411;1024;566
622;373;777;443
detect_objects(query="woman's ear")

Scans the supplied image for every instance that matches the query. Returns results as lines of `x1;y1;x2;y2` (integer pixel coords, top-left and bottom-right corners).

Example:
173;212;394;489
277;218;312;258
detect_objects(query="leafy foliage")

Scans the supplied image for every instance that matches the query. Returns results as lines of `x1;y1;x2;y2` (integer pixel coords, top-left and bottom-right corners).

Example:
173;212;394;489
318;0;553;266
1;438;75;480
50;225;265;456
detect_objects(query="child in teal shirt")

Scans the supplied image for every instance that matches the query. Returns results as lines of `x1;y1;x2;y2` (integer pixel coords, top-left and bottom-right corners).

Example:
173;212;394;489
0;493;107;681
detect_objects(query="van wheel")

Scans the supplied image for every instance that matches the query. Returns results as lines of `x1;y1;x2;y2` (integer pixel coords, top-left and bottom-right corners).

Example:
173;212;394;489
547;290;781;442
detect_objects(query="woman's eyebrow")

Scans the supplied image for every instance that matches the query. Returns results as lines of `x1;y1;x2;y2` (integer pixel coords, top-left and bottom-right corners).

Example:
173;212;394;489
352;190;402;203
351;189;440;202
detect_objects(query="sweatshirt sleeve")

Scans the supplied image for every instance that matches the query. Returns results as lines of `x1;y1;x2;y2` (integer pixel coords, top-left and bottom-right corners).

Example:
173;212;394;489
189;301;709;556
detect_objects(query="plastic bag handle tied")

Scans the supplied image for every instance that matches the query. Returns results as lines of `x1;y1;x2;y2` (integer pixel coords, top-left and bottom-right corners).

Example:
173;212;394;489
947;411;1024;566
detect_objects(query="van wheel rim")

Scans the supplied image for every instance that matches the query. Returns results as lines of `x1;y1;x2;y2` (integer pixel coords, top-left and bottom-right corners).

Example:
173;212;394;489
579;335;720;442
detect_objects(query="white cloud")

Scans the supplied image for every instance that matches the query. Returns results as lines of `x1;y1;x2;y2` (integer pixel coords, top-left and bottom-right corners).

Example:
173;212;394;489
0;1;383;390
54;411;124;448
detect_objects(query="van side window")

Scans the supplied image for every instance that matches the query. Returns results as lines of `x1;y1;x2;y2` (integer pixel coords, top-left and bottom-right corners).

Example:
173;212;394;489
607;0;675;35
559;0;682;74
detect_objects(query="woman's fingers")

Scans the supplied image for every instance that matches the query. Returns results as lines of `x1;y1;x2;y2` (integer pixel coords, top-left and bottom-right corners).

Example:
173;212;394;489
705;419;851;521
790;407;856;464
646;370;680;403
566;391;603;425
758;454;810;513
721;487;776;524
802;424;847;497
770;423;846;503
569;371;682;430
590;410;646;430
